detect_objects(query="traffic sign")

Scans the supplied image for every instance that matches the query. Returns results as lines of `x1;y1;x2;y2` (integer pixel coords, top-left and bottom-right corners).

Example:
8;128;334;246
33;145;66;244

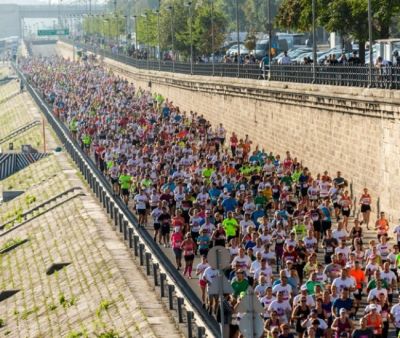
37;29;69;36
208;275;233;295
239;313;264;338
207;246;231;270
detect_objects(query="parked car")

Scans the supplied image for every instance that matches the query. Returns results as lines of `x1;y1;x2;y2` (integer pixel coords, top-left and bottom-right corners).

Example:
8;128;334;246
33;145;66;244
225;44;249;56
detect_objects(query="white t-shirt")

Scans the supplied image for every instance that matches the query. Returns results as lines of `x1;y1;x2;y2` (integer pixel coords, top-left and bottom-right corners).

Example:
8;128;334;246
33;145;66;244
393;225;400;242
331;277;356;292
335;246;351;260
381;270;397;290
231;255;252;273
293;294;315;308
367;287;388;302
303;236;318;252
134;194;148;210
272;284;292;301
202;267;218;284
391;304;400;328
267;300;291;323
254;266;273;283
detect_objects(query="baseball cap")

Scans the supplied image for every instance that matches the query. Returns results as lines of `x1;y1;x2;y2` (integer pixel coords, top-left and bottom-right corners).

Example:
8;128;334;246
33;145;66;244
301;285;308;291
339;308;347;314
370;304;378;310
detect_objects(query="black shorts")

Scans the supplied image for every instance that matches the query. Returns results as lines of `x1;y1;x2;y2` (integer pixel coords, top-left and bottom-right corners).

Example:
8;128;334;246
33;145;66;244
301;187;308;197
121;188;130;196
153;222;161;231
342;209;350;217
321;220;332;231
313;221;321;232
161;224;170;235
184;254;195;262
333;202;341;209
361;204;371;213
354;288;363;300
173;248;182;259
111;177;118;185
137;209;147;215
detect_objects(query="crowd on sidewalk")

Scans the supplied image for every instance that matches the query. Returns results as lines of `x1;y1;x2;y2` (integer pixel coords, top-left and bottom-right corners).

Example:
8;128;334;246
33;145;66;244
20;55;400;338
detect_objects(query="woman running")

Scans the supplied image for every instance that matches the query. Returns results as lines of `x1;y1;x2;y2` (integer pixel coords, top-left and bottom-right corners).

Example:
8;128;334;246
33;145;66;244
359;188;372;229
181;233;196;278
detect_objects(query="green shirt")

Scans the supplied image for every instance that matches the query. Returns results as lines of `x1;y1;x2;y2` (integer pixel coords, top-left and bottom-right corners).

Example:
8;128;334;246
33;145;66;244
293;223;307;239
119;174;132;190
231;279;249;298
367;279;388;290
222;218;239;237
305;280;324;295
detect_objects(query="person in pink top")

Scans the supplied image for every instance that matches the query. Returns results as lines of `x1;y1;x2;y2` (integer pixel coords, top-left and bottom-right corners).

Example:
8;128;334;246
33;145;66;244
171;228;183;270
181;233;197;278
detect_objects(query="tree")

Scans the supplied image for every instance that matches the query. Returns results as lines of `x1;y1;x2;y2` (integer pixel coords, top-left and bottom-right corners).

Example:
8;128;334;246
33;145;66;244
276;0;400;62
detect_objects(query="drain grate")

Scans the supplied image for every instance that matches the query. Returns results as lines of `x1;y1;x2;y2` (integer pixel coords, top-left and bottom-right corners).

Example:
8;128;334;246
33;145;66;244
0;290;20;302
46;262;71;275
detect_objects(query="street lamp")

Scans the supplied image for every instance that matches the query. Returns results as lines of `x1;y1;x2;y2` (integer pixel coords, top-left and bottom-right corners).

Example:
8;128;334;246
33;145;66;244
154;9;161;70
166;5;175;72
184;1;193;74
131;15;138;53
141;13;150;69
210;0;215;75
368;0;373;86
267;0;272;80
235;0;240;76
312;0;317;82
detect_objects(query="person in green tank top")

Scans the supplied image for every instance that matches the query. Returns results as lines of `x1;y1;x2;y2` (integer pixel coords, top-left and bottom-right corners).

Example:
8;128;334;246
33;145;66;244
119;169;132;205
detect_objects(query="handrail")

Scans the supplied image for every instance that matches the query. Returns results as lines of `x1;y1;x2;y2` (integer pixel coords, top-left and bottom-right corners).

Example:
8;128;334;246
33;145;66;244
0;120;41;145
0;186;83;230
13;63;220;338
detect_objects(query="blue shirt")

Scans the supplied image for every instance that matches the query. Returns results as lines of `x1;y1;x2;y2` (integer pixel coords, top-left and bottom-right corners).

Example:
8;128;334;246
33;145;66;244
222;197;237;213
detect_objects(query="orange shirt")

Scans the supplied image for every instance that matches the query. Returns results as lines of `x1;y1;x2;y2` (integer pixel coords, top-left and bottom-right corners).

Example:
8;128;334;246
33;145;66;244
365;313;382;335
349;268;365;289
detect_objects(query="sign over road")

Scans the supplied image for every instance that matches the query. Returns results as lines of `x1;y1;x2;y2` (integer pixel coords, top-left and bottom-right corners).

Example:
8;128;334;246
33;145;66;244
37;29;69;36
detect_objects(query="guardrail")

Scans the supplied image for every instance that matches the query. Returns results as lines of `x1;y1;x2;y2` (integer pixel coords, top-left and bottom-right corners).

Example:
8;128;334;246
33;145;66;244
66;39;400;89
13;63;220;338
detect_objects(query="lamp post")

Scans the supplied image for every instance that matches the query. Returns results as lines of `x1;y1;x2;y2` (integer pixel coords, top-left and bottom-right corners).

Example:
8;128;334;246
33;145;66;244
184;1;194;74
154;9;161;70
132;15;138;53
166;5;175;72
141;13;150;69
267;0;272;80
210;0;215;75
312;0;317;83
235;0;240;76
368;0;373;86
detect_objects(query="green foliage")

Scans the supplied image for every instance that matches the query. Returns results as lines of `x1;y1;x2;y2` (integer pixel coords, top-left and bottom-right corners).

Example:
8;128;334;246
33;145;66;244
59;293;77;308
2;207;23;223
66;330;89;338
277;0;400;39
20;306;38;320
95;330;120;338
47;303;57;311
244;29;257;51
25;194;36;206
0;238;24;252
96;299;114;317
0;318;5;327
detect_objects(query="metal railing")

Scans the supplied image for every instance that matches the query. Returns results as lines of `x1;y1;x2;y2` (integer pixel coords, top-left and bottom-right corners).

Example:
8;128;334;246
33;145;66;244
13;63;220;338
65;39;400;89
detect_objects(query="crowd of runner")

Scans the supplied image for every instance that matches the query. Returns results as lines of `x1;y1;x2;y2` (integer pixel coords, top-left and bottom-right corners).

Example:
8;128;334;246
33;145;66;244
20;56;400;338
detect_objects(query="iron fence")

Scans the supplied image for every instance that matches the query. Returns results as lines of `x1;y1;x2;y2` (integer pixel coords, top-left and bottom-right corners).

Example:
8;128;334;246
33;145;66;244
66;39;400;89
